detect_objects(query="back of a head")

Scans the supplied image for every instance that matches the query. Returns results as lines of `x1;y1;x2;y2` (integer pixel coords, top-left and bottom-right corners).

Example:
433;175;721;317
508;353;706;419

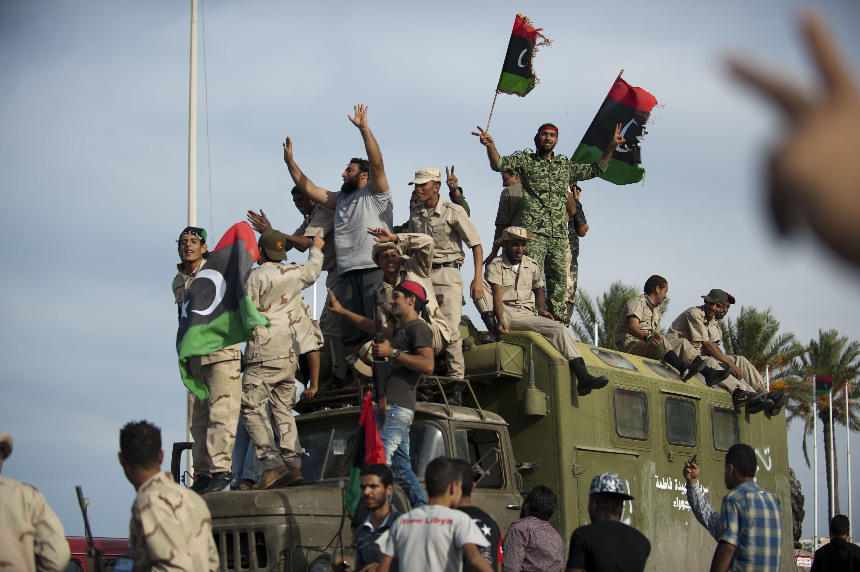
726;443;757;478
120;420;162;469
643;274;667;295
360;463;394;489
590;493;624;519
830;514;850;537
453;459;474;498
525;485;558;521
425;457;461;498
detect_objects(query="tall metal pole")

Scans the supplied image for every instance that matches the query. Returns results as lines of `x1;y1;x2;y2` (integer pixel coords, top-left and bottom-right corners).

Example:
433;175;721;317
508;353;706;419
186;0;198;482
813;379;819;549
765;365;770;391
830;391;835;519
847;383;853;542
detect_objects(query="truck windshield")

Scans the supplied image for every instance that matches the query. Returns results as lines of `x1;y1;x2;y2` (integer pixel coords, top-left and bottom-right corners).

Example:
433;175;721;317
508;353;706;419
299;420;447;482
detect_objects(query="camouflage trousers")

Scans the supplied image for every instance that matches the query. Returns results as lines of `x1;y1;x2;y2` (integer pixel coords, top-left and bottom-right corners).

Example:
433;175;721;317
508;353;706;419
526;233;568;321
186;358;242;474
241;359;302;471
563;253;579;326
701;354;760;394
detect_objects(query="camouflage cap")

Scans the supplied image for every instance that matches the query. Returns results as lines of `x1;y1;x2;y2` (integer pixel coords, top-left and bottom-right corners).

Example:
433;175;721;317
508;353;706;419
497;226;534;244
702;289;730;305
0;432;12;460
372;241;401;260
589;472;634;499
258;229;287;262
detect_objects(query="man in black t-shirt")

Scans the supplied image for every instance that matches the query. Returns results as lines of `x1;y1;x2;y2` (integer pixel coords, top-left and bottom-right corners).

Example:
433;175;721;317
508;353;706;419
566;473;651;572
454;459;502;572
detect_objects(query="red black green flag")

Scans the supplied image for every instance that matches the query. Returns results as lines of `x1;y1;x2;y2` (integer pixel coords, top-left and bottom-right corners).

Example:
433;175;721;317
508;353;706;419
176;221;269;401
496;14;550;97
815;377;833;395
344;390;386;517
571;76;658;185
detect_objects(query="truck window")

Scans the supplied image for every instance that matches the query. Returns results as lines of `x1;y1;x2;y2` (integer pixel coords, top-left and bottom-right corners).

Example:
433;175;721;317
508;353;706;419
614;388;649;440
665;397;697;446
590;347;638;371
712;407;740;451
453;428;504;489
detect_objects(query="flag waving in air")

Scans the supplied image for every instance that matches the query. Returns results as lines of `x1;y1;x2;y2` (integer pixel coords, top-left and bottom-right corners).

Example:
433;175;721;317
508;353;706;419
815;376;834;395
344;390;386;517
572;75;658;185
496;14;550;97
177;221;269;400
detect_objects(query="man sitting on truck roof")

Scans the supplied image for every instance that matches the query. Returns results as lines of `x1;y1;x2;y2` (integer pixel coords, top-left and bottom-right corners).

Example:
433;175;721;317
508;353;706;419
484;226;608;396
667;288;785;415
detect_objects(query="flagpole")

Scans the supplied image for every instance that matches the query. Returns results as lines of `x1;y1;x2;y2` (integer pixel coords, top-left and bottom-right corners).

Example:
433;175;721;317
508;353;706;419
186;0;198;483
847;383;853;542
766;365;770;391
486;91;500;132
813;377;819;549
830;390;835;519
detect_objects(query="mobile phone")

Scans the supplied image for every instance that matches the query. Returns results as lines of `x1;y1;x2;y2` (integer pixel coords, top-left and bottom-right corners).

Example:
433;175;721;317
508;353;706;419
690;454;698;465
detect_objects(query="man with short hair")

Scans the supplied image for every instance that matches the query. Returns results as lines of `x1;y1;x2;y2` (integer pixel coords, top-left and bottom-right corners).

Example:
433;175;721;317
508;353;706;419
377;457;492;572
710;443;782;572
242;229;324;489
454;459;503;572
172;226;242;494
811;514;860;571
118;420;219;571
565;473;651;572
408;166;483;379
485;227;608;396
0;432;70;572
334;464;402;572
283;104;393;360
667;289;783;414
474;122;625;321
503;485;564;572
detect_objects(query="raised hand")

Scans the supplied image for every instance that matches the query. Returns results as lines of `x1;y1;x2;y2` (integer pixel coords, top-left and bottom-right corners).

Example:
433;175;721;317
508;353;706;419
367;227;396;243
283;137;293;163
247;209;272;234
445;165;459;191
471;126;494;148
348;104;369;129
610;123;626;147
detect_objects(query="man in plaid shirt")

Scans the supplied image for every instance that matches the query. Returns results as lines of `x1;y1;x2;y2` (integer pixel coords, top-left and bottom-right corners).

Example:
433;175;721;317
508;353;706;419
710;444;782;571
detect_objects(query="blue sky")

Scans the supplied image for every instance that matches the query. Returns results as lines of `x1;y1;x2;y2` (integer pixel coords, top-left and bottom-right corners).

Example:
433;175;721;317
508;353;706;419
2;0;859;541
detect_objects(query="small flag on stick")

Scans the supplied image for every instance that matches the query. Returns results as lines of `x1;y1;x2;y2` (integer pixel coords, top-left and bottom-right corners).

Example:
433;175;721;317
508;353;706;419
344;390;386;517
815;376;834;395
496;14;550;97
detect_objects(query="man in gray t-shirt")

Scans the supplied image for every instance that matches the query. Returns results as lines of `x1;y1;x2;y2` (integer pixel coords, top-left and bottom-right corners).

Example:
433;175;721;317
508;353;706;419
283;104;393;356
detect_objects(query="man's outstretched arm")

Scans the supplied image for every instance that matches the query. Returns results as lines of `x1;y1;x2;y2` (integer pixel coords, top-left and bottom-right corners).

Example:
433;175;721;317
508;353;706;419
349;104;389;193
472;126;501;167
283;137;337;209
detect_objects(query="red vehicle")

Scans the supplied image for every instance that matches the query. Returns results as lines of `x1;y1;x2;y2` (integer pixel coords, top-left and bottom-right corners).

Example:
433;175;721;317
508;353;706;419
64;537;130;571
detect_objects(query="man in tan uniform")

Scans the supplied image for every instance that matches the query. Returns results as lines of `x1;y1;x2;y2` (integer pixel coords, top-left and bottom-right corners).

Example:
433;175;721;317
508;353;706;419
243;229;324;489
668;289;785;415
408;167;483;379
172;226;242;494
485;227;608;396
0;432;70;572
119;420;219;572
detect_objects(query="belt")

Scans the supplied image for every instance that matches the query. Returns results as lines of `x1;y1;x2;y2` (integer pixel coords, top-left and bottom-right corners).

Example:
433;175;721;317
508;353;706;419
432;262;461;269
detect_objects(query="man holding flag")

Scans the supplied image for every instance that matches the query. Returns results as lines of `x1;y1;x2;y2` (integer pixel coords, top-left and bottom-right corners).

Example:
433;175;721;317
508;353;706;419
473;123;625;321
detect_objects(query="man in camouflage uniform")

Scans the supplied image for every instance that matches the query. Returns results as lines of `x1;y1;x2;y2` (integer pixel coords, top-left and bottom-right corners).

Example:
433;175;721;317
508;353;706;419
474;122;626;321
0;432;70;572
564;183;589;326
172;226;242;494
243;229;324;489
119;420;219;572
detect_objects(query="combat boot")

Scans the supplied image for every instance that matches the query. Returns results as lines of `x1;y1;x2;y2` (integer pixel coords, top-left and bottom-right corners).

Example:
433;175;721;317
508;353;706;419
703;364;733;387
662;351;705;381
570;357;609;396
480;312;501;343
732;388;767;411
765;391;789;416
190;473;211;494
200;472;232;494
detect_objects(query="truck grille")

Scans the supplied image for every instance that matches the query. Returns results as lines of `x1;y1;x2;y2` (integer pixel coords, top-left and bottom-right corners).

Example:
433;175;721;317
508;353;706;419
212;530;268;570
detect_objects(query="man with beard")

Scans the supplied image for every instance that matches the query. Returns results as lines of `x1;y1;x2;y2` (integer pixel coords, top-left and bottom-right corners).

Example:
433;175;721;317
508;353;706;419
283;104;393;361
333;464;402;572
473;122;625;322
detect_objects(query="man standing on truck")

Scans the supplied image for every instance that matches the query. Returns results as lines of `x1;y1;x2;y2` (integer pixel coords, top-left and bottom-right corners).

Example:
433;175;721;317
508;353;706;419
118;420;219;571
710;444;782;572
565;473;651;572
172;226;243;494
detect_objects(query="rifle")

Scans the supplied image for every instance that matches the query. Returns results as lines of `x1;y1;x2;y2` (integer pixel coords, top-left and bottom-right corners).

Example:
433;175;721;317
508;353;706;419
373;312;388;423
76;486;106;572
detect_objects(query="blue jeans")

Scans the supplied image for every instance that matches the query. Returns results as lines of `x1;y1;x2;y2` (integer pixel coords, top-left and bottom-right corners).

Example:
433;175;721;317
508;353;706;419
231;416;263;487
377;405;426;508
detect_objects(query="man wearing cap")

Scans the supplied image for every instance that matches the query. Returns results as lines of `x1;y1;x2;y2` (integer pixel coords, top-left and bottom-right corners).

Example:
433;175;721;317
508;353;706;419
242;228;324;489
407;166;483;379
172;226;243;494
283;104;393;362
485;226;609;396
474;122;625;321
565;473;651;572
0;432;70;571
615;275;740;391
667;289;785;415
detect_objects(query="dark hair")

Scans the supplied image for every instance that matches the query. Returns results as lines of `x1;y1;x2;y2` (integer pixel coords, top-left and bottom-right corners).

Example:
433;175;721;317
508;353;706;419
525;485;558;521
831;514;850;536
726;443;757;478
590;493;624;518
119;420;161;468
290;186;302;196
453;459;474;498
644;274;668;295
360;463;394;489
425;457;461;498
350;157;370;174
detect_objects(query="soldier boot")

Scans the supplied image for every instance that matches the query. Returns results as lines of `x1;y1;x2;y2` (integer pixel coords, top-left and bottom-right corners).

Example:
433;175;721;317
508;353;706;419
570;358;609;396
480;312;501;344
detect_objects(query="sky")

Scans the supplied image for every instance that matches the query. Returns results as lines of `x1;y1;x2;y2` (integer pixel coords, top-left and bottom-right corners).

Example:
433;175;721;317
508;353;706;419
2;0;859;543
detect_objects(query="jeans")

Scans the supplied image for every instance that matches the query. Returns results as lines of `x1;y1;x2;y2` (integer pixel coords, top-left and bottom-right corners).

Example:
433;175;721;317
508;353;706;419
231;416;262;487
377;405;426;508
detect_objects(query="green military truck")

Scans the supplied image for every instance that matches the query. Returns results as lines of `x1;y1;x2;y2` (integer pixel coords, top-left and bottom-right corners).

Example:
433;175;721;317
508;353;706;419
199;326;796;571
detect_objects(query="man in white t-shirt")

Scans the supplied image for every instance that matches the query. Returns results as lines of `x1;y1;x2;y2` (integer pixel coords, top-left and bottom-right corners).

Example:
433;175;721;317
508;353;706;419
377;457;493;572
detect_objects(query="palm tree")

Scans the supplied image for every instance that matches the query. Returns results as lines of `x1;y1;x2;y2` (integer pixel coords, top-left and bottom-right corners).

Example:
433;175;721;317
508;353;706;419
784;329;860;522
719;305;804;379
572;281;667;349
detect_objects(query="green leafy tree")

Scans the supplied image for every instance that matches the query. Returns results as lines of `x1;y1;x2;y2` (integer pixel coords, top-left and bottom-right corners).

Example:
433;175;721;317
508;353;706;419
719;305;804;379
573;281;668;349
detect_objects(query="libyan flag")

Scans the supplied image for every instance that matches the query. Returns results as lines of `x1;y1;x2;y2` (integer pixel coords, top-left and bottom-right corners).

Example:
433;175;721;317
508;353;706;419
815;377;833;395
176;221;269;401
496;14;550;97
571;76;658;185
344;390;386;517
